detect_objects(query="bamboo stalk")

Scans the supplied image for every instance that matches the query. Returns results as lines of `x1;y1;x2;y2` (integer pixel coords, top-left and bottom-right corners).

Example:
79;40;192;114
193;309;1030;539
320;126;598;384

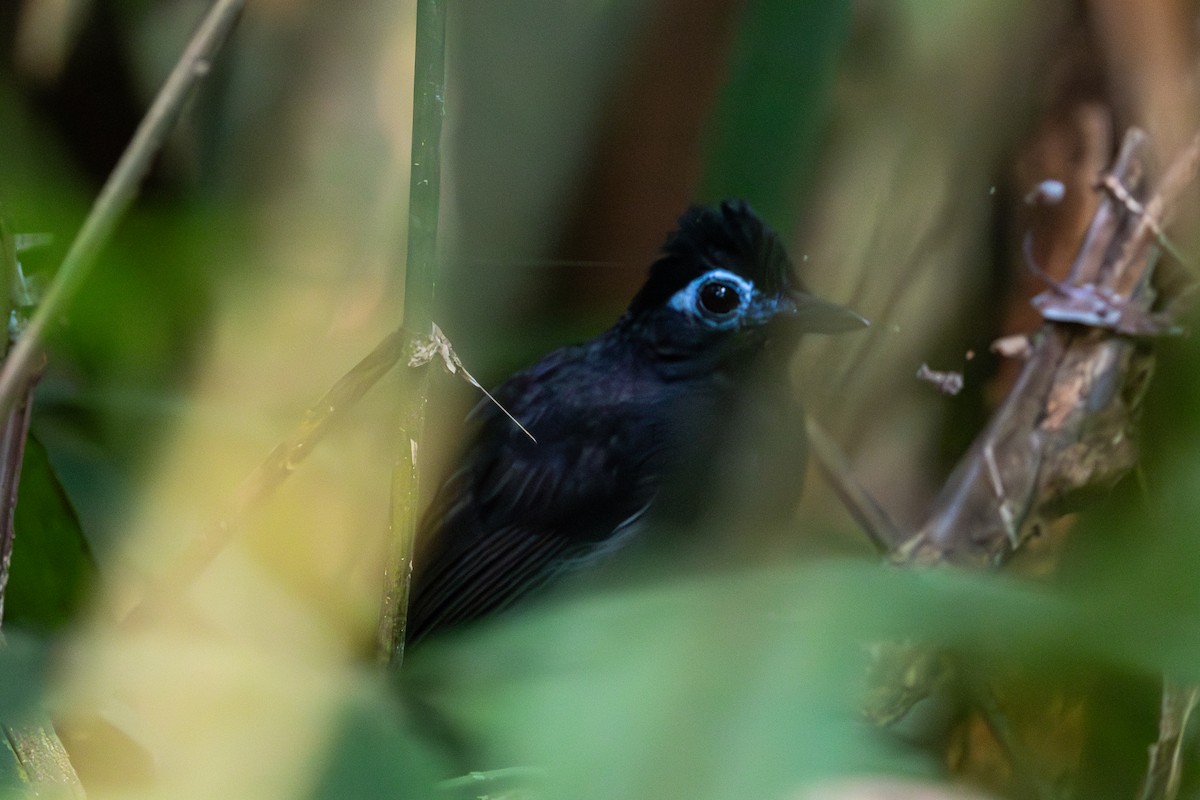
376;0;447;667
0;193;83;800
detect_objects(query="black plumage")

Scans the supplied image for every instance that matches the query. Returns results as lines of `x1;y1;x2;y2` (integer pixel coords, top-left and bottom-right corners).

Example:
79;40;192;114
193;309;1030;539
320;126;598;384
405;200;865;646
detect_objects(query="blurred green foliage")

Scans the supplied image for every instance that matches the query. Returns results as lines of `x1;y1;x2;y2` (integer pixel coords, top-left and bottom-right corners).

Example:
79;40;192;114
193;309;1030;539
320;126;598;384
0;55;216;556
701;0;853;226
308;677;451;800
0;632;50;724
396;543;1196;797
3;436;95;630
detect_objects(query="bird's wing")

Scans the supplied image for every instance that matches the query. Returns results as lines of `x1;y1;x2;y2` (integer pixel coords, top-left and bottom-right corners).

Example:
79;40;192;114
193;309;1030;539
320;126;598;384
407;429;661;646
405;523;573;644
406;436;653;645
405;343;666;645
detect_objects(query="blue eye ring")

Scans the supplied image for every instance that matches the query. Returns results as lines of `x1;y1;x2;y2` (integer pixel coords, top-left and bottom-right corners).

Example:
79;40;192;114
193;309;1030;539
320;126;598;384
668;269;754;327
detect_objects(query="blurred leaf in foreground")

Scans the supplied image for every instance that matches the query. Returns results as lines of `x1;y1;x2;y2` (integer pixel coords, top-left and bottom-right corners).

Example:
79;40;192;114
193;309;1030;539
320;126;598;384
307;675;450;800
399;527;1200;799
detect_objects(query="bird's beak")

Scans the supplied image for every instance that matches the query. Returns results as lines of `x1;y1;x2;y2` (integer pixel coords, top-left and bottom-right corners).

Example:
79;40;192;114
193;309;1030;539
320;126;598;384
781;290;869;334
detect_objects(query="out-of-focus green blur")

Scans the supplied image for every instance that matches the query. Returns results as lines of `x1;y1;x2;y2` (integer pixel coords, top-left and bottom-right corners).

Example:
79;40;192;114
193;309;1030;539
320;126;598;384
0;1;1198;798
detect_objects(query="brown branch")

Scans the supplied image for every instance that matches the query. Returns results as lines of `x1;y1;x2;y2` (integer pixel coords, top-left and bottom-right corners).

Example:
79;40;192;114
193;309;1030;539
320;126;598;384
894;128;1196;568
859;127;1200;797
806;417;906;554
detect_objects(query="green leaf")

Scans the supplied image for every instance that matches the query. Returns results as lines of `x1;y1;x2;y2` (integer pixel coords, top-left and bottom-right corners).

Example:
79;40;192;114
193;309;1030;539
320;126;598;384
4;435;96;630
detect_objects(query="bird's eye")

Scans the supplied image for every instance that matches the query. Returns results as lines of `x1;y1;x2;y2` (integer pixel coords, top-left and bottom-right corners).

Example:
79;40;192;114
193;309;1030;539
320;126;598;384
698;280;742;317
666;269;753;326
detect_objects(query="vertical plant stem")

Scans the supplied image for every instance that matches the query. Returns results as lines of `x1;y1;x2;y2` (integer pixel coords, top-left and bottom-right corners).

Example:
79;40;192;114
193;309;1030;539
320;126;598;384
0;213;45;625
0;380;38;626
0;0;245;420
0;217;16;620
0;214;83;800
377;0;447;667
3;723;85;798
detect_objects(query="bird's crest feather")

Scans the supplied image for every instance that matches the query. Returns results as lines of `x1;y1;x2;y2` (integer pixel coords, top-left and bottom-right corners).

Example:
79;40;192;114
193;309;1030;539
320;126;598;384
628;200;795;315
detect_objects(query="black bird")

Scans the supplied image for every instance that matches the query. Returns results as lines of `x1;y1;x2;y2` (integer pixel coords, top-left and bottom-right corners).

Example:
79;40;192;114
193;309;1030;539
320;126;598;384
405;200;865;647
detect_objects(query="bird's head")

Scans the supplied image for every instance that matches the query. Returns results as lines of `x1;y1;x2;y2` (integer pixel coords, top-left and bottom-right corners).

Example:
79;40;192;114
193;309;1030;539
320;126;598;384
622;200;866;371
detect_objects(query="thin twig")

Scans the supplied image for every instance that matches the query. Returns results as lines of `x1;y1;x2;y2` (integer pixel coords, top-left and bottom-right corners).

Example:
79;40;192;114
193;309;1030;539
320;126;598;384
410;324;535;443
805;417;905;553
0;0;245;421
0;217;15;621
111;318;519;627
121;326;414;627
0;375;41;626
377;0;447;668
0;212;46;624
